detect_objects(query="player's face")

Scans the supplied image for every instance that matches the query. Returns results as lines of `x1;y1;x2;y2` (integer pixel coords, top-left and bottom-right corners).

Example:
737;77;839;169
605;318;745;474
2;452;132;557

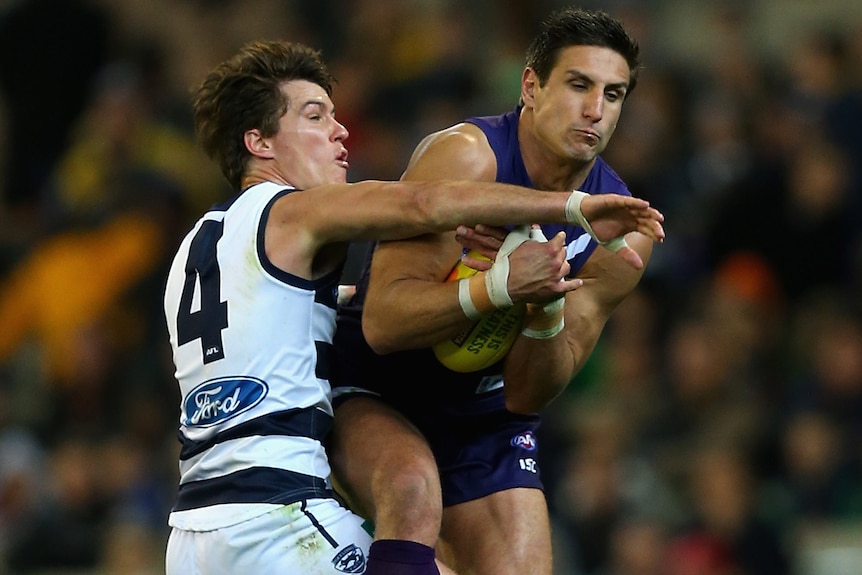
271;80;350;188
525;45;630;163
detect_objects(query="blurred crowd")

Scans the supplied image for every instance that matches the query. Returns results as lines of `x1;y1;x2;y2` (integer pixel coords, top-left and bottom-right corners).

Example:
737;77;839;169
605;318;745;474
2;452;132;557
0;0;861;574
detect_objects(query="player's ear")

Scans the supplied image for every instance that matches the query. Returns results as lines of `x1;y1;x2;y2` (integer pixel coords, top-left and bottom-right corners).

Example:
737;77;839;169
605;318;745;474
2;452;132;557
521;68;538;107
244;129;274;159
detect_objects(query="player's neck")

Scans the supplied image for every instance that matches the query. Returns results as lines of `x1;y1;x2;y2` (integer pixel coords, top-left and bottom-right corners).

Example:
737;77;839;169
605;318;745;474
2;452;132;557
242;169;293;191
518;112;593;191
521;139;593;192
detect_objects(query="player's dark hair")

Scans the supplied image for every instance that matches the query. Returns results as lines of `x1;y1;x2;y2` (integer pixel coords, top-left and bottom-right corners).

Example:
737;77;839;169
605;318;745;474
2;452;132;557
192;40;336;190
526;8;641;96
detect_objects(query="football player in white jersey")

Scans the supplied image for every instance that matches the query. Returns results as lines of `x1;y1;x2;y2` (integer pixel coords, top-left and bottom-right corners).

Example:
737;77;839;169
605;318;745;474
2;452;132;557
162;40;664;575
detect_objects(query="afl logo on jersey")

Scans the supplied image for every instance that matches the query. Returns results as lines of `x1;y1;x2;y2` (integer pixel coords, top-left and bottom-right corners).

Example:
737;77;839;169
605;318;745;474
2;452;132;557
184;376;268;427
511;430;537;451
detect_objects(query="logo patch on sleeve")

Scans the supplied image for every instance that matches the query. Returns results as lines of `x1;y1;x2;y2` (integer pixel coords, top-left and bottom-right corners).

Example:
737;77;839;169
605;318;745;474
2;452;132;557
511;430;537;451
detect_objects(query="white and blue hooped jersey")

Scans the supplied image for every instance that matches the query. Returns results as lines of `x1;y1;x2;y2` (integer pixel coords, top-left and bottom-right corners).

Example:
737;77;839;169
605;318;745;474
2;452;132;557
163;181;342;531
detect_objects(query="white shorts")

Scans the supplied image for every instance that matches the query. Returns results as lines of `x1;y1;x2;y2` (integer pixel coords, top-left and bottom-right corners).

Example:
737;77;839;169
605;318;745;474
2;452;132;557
165;498;373;574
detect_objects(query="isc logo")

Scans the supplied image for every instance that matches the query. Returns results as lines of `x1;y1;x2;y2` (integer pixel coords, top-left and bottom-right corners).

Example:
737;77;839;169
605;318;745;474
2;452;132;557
519;458;538;473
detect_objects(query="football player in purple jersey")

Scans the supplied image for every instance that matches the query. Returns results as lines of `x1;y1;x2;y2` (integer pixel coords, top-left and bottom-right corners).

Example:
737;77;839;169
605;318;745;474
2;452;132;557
331;8;656;575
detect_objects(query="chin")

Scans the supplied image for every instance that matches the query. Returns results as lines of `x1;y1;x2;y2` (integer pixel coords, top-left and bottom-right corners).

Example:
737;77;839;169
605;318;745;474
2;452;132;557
565;140;599;161
568;149;598;164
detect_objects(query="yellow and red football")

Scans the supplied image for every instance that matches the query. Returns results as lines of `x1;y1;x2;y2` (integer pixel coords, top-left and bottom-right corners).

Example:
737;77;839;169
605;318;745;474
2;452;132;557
432;251;526;373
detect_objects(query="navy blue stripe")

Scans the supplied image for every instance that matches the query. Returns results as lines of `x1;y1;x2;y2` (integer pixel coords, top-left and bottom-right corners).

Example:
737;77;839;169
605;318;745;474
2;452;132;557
256;189;344;298
179;407;333;460
173;466;332;511
316;341;332;381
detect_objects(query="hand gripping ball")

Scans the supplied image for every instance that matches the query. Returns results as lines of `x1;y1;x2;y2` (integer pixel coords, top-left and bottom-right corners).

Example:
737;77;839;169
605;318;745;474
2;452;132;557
432;252;525;373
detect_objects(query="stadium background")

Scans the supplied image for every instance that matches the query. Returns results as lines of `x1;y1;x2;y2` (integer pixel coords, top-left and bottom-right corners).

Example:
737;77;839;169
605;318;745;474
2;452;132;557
1;0;861;573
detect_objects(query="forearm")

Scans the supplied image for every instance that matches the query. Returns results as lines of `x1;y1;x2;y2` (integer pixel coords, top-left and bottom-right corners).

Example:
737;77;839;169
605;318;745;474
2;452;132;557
425;181;572;229
503;333;575;414
363;277;477;354
320;180;568;244
504;237;654;410
363;231;534;354
324;180;651;245
503;300;604;414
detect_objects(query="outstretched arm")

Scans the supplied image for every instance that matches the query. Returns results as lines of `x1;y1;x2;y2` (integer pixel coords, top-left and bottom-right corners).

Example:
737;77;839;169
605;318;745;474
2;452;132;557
265;177;660;281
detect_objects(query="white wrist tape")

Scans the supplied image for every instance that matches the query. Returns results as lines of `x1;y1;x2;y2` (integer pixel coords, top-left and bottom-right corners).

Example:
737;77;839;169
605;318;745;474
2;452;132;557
541;297;565;316
522;316;565;339
565;190;629;253
485;260;513;308
457;278;482;320
484;225;531;309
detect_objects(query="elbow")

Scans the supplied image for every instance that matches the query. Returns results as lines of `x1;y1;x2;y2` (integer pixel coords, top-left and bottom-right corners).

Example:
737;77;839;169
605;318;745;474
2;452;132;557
362;320;397;355
503;370;569;414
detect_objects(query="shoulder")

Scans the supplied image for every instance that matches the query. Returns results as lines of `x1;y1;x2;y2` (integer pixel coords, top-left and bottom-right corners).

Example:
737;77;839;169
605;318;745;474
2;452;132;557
589;157;630;196
412;122;491;162
404;123;496;181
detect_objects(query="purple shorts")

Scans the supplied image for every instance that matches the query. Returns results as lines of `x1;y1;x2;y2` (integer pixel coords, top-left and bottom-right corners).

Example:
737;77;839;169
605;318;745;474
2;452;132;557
414;391;545;506
332;306;545;506
335;386;545;507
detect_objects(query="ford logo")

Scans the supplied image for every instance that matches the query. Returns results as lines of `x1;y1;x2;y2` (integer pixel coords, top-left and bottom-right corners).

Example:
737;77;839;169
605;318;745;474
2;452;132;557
183;376;267;427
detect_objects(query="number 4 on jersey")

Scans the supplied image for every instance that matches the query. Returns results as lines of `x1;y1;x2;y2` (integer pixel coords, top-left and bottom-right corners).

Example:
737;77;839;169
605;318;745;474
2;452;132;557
177;219;228;364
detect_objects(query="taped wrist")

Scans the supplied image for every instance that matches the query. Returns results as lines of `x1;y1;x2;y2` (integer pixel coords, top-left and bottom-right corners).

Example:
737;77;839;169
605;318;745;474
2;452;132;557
521;301;565;339
484;258;513;308
540;296;565;316
457;273;499;318
457;277;482;320
565;190;629;253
